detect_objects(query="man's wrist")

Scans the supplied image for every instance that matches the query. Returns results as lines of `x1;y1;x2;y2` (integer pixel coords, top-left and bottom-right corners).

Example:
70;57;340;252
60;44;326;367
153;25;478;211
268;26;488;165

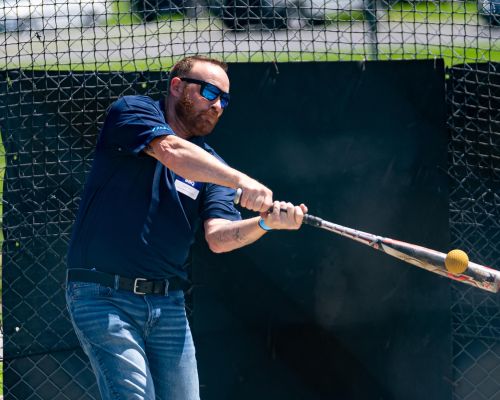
258;218;273;232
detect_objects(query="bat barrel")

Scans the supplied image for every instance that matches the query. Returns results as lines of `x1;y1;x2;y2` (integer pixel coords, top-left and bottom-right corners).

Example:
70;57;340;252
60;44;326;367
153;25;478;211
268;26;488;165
304;216;500;293
379;239;500;293
466;261;500;292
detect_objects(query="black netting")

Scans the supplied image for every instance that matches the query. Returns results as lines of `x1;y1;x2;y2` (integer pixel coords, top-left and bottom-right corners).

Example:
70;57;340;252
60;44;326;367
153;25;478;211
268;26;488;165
0;1;499;398
447;62;500;400
1;70;170;399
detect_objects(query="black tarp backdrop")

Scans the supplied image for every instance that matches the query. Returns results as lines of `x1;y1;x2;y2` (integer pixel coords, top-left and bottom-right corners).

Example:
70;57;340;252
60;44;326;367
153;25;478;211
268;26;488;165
1;60;450;399
191;60;450;400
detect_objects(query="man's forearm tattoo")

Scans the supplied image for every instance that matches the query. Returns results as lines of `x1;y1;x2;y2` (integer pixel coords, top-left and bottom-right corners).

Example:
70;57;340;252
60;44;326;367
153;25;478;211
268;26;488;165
216;226;246;244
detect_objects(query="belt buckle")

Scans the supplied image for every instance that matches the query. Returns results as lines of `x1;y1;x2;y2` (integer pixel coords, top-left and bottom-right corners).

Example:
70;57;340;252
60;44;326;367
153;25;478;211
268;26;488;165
133;278;148;295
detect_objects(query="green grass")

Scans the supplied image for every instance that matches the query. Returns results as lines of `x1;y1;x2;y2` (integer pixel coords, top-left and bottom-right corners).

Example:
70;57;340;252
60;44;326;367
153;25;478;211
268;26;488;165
107;0;185;25
387;0;481;23
13;40;498;72
323;0;482;23
107;0;141;24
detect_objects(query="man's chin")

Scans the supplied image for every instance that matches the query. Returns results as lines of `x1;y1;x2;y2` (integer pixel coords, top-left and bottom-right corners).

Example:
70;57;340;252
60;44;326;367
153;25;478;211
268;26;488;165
194;119;218;136
192;123;216;137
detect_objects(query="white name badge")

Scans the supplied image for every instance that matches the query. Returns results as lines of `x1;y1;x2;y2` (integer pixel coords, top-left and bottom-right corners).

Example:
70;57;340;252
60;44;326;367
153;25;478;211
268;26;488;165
174;178;201;200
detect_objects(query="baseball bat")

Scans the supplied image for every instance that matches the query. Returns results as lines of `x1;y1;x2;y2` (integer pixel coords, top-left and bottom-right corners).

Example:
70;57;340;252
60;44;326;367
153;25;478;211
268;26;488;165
233;188;500;293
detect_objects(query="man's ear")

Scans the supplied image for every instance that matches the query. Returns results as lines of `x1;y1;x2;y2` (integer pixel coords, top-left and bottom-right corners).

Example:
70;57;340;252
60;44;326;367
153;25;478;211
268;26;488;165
169;77;183;98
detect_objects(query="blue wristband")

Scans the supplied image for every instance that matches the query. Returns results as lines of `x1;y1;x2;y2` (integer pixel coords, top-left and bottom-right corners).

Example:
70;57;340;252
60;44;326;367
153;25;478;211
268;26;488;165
258;218;273;231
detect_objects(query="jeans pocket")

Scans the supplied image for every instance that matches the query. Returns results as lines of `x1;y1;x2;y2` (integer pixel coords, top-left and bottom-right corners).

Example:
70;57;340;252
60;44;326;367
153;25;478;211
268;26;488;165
67;281;112;301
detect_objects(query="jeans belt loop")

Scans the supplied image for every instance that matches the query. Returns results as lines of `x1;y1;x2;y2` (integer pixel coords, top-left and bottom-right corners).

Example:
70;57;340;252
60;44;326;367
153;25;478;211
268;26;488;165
114;274;120;291
164;279;170;296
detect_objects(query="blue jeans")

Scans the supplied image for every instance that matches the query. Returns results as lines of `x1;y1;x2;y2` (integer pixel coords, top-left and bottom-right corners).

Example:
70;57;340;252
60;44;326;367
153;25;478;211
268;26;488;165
66;281;200;400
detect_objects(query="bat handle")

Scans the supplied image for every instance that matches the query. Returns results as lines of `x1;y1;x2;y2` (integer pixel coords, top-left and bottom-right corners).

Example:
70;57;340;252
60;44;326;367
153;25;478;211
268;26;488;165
303;213;323;227
234;187;318;227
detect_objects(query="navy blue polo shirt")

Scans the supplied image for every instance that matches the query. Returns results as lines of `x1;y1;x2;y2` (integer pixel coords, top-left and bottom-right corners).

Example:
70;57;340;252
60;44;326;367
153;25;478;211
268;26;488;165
67;95;241;280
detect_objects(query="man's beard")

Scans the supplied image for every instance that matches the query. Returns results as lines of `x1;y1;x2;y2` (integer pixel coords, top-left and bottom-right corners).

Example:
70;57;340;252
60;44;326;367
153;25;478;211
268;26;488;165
175;89;219;137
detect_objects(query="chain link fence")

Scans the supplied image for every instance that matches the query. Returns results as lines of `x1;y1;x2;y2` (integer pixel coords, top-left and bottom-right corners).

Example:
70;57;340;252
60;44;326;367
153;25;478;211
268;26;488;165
0;0;499;398
447;63;499;399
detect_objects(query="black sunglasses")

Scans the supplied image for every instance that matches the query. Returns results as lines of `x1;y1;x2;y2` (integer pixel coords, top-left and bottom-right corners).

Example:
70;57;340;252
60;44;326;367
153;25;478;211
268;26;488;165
180;77;230;108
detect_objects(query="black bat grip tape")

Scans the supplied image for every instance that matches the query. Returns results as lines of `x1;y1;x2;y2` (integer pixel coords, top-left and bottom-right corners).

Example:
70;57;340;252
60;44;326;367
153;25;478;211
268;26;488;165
303;214;322;227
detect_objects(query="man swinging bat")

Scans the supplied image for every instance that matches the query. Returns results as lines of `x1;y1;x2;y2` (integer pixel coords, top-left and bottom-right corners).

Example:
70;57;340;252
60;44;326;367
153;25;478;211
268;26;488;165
65;55;307;400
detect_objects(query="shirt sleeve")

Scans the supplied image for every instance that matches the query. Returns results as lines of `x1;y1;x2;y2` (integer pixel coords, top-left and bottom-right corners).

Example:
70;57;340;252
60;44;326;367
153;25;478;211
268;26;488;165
102;96;174;155
200;184;242;222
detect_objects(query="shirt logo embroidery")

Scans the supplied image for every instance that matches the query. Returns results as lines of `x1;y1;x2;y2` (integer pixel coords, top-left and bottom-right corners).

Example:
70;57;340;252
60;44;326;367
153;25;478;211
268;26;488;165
152;125;171;133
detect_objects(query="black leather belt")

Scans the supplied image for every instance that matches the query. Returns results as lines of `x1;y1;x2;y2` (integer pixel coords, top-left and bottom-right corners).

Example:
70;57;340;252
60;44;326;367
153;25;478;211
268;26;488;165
67;269;191;295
